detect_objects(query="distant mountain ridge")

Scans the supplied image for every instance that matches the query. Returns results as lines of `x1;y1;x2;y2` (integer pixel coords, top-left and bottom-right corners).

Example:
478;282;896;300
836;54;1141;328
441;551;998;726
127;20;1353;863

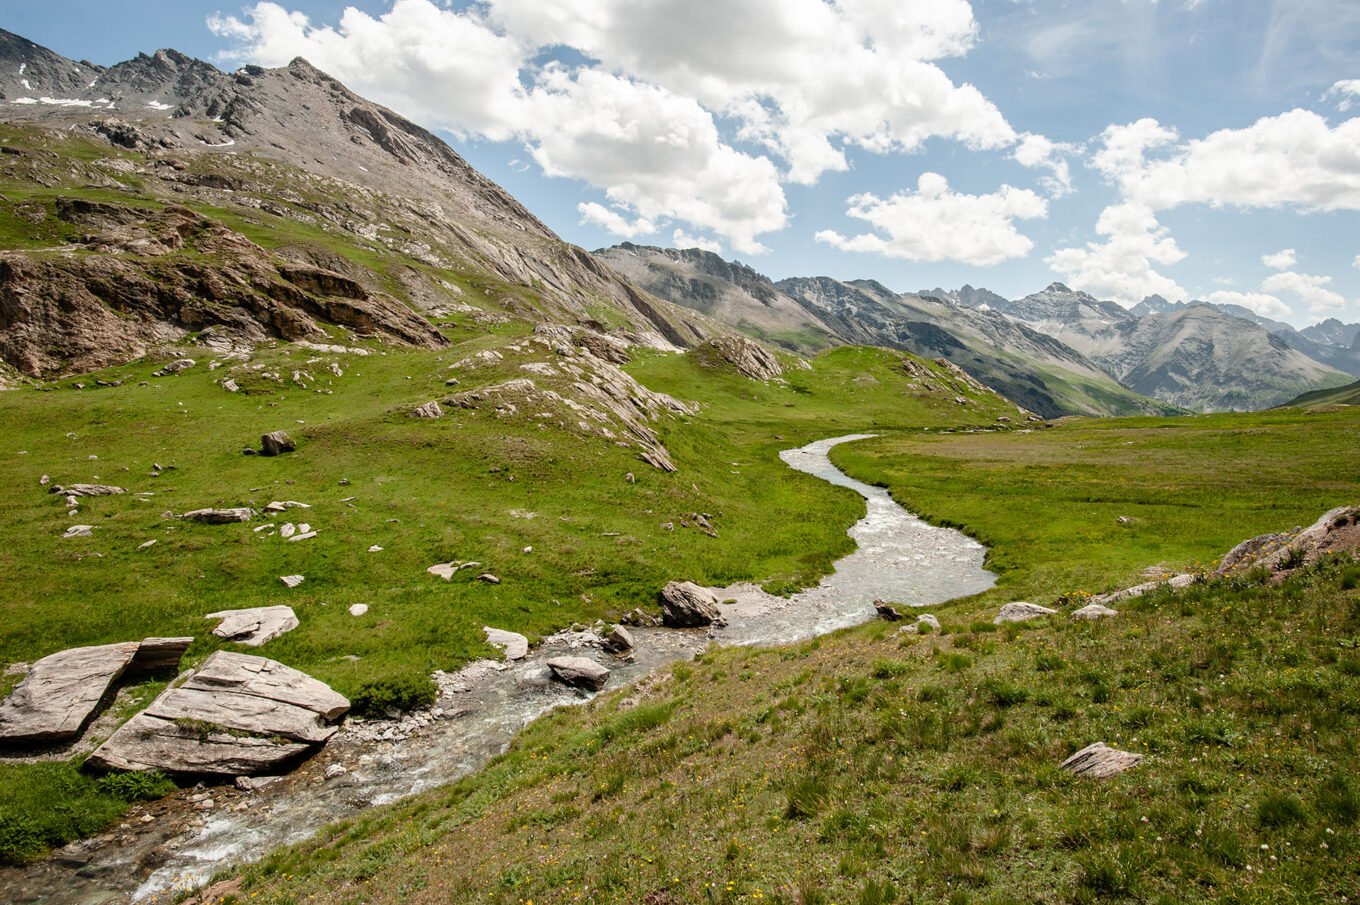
597;245;1354;414
597;244;1175;418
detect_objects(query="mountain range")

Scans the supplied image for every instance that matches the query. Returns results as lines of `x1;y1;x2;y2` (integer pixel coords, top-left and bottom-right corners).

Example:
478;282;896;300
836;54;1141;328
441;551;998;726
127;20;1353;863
598;244;1357;413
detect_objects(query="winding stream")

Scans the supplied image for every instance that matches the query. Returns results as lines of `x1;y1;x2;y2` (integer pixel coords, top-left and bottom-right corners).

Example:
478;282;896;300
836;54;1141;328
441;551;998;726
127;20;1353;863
2;434;994;905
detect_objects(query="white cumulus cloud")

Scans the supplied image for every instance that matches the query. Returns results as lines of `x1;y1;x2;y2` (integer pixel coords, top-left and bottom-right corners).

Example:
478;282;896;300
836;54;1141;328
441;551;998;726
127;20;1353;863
1013;132;1083;197
815;172;1047;266
1261;270;1347;313
577;202;656;239
1045;202;1187;305
671;229;723;255
1203;290;1292;320
1261;248;1297;270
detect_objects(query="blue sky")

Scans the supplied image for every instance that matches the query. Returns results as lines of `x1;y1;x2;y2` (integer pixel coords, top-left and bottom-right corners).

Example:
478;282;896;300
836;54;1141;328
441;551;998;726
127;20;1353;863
5;1;1360;324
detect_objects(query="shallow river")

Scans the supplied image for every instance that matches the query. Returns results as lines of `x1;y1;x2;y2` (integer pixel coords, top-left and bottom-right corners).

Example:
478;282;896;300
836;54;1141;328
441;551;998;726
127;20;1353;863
1;434;994;904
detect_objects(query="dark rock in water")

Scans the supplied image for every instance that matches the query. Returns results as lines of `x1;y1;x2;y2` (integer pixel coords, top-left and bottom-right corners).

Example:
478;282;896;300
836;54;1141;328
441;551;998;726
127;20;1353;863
602;625;635;653
260;430;296;456
546;656;609;692
88;651;349;775
874;600;904;621
1060;742;1142;778
0;637;191;745
659;580;725;627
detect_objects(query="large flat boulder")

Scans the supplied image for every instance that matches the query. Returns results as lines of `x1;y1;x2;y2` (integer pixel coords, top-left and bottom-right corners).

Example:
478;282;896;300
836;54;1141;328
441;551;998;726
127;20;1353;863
88;651;348;775
207;606;299;646
1060;742;1143;779
993;602;1056;624
0;637;192;746
546;656;610;692
659;580;726;627
483;627;528;660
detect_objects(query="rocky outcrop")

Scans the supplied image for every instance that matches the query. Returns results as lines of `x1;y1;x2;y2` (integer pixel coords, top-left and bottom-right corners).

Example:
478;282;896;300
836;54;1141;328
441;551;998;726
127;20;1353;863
0;637;191;745
1215;506;1360;577
88;651;348;775
411;400;443;419
0;205;447;378
546;656;610;692
206;606;299;646
49;483;125;497
659;581;726;628
993;602;1056;624
1070;603;1118;620
695;336;784;380
1060;742;1142;779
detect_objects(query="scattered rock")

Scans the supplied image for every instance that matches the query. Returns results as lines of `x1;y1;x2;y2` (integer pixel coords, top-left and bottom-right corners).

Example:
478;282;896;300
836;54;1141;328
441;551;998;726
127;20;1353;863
62;524;93;538
476;573;500;584
427;562;457;581
323;763;348;780
0;637;191;745
152;358;196;377
624;472;635;484
697;336;784;380
659;581;726;627
221;378;240;393
280;523;297;538
993;602;1057;624
88;651;350;775
289;530;318;542
234;775;279;793
349;604;369;617
1115;515;1134;524
263;500;310;513
49;483;125;497
546;656;610;692
259;430;296;457
368;545;382;553
1060;742;1143;779
1070;603;1119;621
603;625;635;654
206;606;300;646
483;627;529;660
280;575;304;588
183;508;253;524
411;401;443;419
916;614;941;632
874;600;904;621
138;539;157;550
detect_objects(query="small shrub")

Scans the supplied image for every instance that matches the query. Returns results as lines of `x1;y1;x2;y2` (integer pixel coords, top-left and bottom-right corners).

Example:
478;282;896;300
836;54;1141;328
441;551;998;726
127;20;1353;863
1256;791;1306;828
350;670;437;716
95;770;176;802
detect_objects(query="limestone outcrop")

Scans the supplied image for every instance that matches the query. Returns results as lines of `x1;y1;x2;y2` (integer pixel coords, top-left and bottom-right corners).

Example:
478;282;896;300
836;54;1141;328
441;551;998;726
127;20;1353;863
88;651;348;775
1060;742;1142;779
0;637;192;745
207;606;299;646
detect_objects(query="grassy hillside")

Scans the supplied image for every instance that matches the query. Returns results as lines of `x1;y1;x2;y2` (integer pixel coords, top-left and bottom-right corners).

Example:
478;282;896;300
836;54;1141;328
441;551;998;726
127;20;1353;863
228;406;1360;904
1283;378;1360;409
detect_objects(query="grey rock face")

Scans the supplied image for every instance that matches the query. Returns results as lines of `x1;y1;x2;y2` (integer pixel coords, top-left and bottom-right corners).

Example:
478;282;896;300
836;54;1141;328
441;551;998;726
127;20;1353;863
483;627;529;661
260;431;296;456
699;336;784;380
183;507;253;523
0;637;191;745
993;602;1057;624
659;580;726;627
88;651;349;775
546;656;610;692
1060;742;1142;779
50;483;125;497
206;606;300;646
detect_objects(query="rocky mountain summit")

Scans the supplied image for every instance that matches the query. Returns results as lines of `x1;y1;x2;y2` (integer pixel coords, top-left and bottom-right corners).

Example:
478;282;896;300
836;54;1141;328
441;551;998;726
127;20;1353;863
0;30;716;378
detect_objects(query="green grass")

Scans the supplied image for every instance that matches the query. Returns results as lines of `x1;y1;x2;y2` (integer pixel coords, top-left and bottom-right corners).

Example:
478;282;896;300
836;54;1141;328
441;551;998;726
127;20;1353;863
230;553;1360;904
